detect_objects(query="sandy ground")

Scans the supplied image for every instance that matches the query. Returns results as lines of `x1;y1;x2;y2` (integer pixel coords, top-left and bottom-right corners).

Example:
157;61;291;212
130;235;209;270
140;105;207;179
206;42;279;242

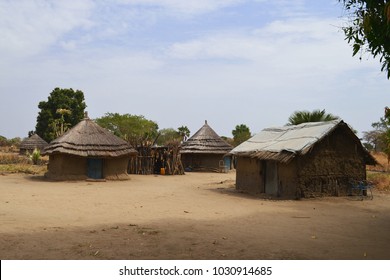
0;171;390;260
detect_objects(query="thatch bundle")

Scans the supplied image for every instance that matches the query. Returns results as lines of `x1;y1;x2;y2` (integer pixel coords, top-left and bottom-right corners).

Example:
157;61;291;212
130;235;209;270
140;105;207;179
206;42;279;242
19;134;48;155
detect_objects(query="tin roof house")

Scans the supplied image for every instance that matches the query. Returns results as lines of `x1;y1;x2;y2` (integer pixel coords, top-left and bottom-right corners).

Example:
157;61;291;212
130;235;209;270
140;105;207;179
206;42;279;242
230;120;376;198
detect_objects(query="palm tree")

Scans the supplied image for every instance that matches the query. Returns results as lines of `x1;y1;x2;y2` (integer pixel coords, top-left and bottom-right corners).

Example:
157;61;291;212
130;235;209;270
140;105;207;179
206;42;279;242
232;124;251;146
287;109;339;125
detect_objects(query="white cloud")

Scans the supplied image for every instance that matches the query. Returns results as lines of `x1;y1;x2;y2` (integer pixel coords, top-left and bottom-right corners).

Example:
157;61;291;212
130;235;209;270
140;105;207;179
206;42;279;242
167;17;370;75
0;0;94;57
0;0;387;139
168;18;344;68
116;0;247;16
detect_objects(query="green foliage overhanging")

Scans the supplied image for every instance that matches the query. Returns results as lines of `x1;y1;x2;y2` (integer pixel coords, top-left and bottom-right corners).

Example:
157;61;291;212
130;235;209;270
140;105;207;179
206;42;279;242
340;0;390;78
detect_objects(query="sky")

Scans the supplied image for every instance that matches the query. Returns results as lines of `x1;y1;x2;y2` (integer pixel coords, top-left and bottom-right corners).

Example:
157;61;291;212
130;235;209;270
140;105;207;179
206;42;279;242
0;0;388;140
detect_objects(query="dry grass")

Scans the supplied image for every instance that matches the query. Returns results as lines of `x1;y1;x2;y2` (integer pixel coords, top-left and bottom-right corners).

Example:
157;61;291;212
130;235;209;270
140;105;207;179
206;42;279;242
367;172;390;192
367;151;389;172
0;152;47;175
366;152;390;191
0;146;19;153
0;164;46;175
0;152;29;165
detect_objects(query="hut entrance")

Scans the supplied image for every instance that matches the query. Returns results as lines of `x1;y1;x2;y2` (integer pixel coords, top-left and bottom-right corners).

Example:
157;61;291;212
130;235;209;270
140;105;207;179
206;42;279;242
87;158;103;179
265;161;278;195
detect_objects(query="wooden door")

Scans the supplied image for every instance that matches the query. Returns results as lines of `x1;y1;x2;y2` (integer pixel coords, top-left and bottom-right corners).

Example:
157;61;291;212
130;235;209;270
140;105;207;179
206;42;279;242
87;158;103;179
265;161;278;195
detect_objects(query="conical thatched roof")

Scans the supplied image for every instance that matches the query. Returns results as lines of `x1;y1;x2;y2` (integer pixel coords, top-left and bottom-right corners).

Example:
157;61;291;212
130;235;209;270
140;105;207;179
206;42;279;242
20;134;48;152
180;120;233;154
43;115;137;158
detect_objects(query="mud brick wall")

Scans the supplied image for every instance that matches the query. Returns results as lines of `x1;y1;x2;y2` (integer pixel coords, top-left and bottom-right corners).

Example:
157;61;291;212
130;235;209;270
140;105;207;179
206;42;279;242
235;157;264;194
181;153;224;171
296;127;366;198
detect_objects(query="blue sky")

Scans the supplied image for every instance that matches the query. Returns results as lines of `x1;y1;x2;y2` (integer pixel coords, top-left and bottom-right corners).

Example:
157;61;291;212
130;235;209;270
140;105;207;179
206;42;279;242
0;0;388;139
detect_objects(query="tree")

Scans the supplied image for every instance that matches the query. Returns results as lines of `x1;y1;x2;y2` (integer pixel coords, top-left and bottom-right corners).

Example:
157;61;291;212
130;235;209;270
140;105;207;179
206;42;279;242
0;136;21;147
52;108;72;137
232;124;251;146
221;136;235;146
362;118;388;151
35;88;87;142
0;136;7;146
177;126;191;142
363;109;390;166
287;109;339;125
363;107;390;167
95;113;159;147
156;126;190;145
339;0;390;78
155;128;182;146
382;106;390;163
28;130;35;138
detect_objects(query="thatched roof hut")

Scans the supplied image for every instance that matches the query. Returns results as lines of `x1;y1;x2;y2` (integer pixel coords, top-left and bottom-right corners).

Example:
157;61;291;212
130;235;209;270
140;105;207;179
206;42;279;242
230;120;376;198
180;120;233;172
19;134;48;155
43;114;137;180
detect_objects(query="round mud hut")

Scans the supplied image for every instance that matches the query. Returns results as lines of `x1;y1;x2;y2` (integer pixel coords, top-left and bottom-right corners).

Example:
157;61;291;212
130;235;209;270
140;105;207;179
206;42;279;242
43;114;137;180
180;120;233;172
19;134;48;155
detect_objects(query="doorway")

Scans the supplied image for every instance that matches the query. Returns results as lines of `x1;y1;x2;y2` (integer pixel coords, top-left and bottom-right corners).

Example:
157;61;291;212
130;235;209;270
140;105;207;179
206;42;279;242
87;158;103;179
265;161;278;195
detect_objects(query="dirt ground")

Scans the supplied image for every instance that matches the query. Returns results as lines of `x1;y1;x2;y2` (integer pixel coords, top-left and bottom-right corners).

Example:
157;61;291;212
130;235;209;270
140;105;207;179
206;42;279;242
0;171;389;260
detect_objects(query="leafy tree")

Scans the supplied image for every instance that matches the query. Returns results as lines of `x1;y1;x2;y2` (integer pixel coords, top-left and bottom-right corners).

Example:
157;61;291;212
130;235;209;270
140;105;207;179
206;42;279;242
0;136;21;148
386;106;390;122
363;110;390;165
362;118;388;151
156;126;190;145
178;126;191;142
0;136;7;146
382;106;390;163
155;128;182;146
232;124;251;146
287;109;339;125
8;137;21;147
221;136;235;146
339;0;390;78
28;131;35;138
95;113;158;147
35;88;87;142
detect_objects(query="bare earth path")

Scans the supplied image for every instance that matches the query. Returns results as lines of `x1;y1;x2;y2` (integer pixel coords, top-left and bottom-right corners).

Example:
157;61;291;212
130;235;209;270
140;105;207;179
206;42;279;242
0;171;389;260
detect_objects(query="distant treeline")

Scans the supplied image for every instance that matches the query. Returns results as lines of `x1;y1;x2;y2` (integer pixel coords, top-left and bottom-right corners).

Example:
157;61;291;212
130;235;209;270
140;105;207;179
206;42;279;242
0;136;21;147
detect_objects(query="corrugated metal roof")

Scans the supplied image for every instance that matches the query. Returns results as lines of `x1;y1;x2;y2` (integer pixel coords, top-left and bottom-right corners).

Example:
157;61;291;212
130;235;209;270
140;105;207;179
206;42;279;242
231;120;341;156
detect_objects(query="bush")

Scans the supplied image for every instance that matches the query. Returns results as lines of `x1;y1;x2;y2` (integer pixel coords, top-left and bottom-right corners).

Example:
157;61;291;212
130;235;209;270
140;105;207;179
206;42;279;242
30;149;41;165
